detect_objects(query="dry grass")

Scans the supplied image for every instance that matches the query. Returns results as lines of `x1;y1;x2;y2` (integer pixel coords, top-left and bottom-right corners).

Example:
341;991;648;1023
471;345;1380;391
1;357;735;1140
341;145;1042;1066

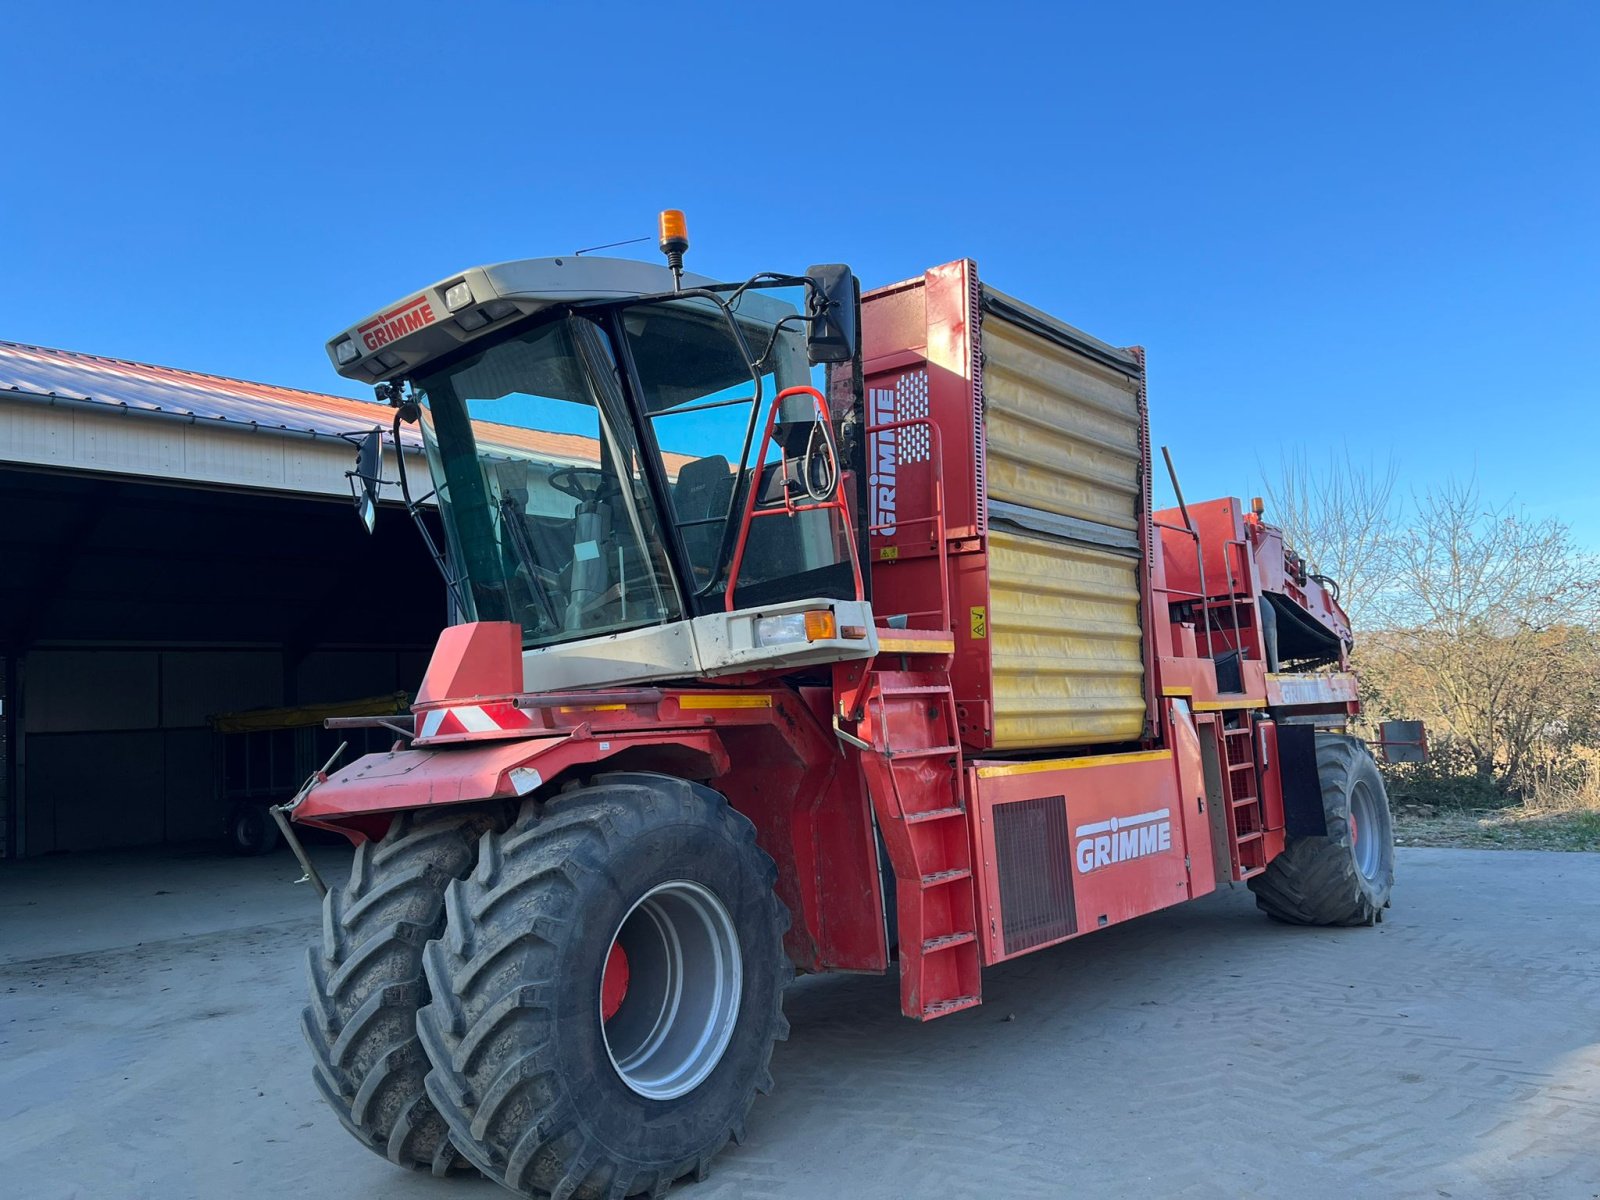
1393;777;1600;851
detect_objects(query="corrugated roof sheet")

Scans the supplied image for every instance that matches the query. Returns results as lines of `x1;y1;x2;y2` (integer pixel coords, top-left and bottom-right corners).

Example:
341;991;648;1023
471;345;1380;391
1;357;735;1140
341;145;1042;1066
0;339;407;441
0;340;692;472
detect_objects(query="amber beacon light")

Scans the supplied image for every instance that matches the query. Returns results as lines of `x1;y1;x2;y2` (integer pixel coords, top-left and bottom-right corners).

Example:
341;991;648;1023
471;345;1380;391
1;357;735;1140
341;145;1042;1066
658;209;689;290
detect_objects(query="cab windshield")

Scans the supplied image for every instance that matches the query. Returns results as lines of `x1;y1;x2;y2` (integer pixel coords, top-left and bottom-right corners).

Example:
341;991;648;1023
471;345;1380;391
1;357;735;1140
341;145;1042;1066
412;290;852;648
415;313;677;645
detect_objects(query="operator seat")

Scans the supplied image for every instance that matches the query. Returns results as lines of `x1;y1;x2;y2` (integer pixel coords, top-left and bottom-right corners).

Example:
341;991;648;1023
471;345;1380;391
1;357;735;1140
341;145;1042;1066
671;454;735;582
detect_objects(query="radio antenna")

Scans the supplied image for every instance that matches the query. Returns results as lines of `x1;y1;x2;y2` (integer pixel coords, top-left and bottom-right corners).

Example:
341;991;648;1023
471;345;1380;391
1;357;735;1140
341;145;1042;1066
573;235;652;257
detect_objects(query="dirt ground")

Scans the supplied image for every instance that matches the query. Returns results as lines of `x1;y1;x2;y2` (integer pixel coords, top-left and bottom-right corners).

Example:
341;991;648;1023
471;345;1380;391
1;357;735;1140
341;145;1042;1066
1394;804;1600;852
2;845;1597;1199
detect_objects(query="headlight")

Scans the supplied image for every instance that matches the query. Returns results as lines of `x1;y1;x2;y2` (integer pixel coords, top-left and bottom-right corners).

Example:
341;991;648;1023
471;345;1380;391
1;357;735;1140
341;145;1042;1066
333;338;359;365
754;610;837;647
443;281;474;312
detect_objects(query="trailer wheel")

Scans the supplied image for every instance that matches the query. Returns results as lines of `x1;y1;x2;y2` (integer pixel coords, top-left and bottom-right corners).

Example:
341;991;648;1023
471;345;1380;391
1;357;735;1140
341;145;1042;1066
227;804;280;856
1249;733;1395;926
418;773;790;1200
303;807;501;1174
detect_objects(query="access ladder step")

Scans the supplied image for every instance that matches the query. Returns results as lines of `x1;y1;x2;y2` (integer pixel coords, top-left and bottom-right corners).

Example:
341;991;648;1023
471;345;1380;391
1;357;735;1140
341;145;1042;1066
1231;796;1259;808
903;805;966;824
921;931;977;953
1234;831;1263;844
878;684;957;697
920;868;972;888
885;744;961;760
922;995;982;1019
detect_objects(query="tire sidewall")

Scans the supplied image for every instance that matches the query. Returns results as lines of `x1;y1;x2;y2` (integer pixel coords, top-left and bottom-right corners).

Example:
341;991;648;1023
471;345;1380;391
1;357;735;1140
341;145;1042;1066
1328;744;1394;908
554;810;780;1165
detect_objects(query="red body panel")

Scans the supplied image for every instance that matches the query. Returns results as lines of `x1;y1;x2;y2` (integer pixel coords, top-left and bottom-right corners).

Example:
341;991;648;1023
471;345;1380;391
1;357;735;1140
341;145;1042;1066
969;750;1192;964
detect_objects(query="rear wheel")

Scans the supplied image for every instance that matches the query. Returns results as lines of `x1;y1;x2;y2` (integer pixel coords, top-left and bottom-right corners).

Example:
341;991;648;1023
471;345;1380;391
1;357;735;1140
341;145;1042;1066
1250;733;1395;926
303;807;500;1173
227;804;280;855
417;773;790;1200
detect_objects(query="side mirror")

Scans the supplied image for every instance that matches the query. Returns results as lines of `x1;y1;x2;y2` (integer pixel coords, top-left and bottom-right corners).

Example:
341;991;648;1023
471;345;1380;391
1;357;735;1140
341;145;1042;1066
349;427;383;534
804;264;858;365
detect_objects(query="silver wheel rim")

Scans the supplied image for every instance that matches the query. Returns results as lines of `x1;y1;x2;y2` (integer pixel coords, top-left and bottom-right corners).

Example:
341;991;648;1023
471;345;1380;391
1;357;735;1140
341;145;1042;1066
600;880;743;1100
1350;780;1382;881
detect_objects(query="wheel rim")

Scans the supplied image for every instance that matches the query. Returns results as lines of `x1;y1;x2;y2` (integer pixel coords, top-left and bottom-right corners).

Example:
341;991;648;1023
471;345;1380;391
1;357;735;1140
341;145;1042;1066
1349;780;1382;881
600;880;743;1101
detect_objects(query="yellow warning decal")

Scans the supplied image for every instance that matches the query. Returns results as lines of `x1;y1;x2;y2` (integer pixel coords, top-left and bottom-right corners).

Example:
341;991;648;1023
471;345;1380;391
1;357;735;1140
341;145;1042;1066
678;694;775;710
975;749;1172;779
558;704;628;713
878;635;957;655
970;606;988;639
1192;697;1267;712
878;546;900;561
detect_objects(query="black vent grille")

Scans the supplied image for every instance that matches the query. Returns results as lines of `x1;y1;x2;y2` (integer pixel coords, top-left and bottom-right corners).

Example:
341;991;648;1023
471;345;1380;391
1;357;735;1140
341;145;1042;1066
994;796;1077;954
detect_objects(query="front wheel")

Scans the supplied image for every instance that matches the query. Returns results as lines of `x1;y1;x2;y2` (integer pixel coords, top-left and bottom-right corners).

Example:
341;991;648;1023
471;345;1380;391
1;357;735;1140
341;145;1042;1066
417;773;790;1199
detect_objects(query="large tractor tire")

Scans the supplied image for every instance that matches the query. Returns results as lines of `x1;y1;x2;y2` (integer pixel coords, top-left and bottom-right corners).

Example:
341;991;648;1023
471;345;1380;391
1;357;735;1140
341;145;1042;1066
418;773;790;1200
1249;733;1395;926
303;807;501;1174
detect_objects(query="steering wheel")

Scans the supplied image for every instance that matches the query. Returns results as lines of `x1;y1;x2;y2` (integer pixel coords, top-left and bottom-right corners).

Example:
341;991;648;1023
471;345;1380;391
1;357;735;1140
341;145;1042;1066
548;466;609;503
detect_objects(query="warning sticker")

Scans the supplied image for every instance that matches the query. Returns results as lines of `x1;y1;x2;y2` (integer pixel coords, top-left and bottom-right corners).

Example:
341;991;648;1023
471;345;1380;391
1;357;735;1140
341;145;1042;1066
970;606;987;639
878;546;899;561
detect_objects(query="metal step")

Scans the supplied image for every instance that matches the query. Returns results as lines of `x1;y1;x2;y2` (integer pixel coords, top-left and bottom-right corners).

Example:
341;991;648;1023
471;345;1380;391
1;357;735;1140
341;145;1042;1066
903;805;966;824
886;743;960;760
922;994;982;1019
920;868;972;887
922;931;977;953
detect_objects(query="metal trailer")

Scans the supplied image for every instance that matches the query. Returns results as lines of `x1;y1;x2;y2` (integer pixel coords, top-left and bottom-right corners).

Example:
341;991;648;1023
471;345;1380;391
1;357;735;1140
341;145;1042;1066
211;694;410;853
287;216;1395;1197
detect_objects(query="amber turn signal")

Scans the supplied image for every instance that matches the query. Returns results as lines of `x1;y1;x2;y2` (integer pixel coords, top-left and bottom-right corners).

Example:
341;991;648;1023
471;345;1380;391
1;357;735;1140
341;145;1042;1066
803;610;838;641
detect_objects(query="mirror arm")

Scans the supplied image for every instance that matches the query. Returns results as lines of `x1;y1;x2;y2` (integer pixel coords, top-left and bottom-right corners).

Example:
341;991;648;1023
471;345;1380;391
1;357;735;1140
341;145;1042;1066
389;405;472;617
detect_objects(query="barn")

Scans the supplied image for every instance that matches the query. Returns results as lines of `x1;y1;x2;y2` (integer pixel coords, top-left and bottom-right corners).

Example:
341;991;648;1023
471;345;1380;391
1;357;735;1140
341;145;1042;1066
0;341;446;857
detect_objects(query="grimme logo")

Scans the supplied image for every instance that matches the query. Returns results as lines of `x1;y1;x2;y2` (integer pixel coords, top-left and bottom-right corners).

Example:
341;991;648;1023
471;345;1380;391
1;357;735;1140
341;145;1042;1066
359;295;436;352
868;386;896;536
1074;808;1172;873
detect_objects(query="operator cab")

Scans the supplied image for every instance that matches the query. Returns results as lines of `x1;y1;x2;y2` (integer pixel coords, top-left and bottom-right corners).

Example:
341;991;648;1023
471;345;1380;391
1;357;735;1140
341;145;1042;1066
329;223;876;684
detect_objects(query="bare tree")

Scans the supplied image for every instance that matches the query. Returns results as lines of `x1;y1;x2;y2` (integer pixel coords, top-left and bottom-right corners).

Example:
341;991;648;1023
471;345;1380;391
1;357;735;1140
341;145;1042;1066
1363;479;1600;791
1260;448;1400;624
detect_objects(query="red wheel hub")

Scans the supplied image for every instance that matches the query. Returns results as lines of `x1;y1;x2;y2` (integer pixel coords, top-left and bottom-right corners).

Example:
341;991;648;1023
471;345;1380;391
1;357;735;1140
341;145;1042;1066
601;941;629;1022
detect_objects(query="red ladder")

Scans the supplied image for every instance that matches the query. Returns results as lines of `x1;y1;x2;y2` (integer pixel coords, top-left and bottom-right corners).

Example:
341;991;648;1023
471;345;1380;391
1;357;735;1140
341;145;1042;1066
1222;724;1267;878
855;670;982;1020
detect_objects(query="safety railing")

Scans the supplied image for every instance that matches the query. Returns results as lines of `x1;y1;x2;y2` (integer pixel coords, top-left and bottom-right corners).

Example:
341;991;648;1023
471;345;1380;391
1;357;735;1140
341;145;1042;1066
863;416;951;633
725;386;864;612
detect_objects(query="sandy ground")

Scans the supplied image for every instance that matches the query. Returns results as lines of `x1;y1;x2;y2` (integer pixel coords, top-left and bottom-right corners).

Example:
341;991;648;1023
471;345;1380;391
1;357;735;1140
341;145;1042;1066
2;845;1596;1199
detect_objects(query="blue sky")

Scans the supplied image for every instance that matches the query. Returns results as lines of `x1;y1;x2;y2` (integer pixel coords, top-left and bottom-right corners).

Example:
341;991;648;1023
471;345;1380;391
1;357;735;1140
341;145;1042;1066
5;2;1597;541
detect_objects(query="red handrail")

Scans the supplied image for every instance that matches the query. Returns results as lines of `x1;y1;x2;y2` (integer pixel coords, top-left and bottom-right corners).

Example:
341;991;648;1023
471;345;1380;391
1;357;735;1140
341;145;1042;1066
724;386;865;613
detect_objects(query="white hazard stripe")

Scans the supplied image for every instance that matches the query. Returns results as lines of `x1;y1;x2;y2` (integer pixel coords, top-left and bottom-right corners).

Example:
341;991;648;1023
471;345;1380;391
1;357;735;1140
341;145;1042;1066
451;705;500;733
1074;808;1170;838
420;709;447;738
